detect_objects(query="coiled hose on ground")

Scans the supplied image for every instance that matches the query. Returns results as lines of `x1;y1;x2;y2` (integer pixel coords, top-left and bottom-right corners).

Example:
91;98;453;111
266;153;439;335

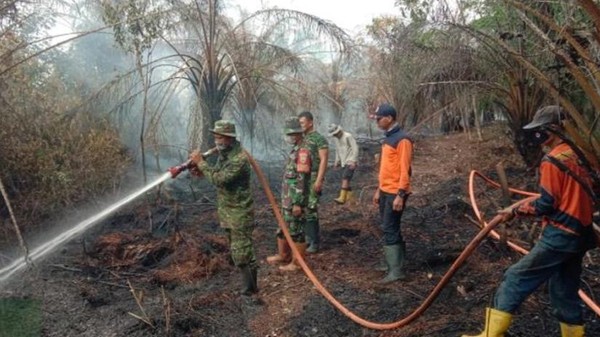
247;153;600;330
468;170;600;316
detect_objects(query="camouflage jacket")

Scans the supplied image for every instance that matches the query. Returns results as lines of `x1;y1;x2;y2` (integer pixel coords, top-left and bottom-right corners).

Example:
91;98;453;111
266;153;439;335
281;143;312;210
303;131;328;173
197;141;254;228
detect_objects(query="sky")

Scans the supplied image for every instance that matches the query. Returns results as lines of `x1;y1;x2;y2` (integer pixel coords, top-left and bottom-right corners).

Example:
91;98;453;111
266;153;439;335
237;0;400;34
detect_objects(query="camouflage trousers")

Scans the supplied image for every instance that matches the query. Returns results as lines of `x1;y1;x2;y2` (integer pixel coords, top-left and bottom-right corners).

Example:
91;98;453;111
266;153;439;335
226;225;257;268
306;174;320;222
276;208;306;243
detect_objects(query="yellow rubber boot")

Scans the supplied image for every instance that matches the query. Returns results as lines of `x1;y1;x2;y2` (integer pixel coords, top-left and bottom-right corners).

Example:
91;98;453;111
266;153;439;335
279;242;307;272
345;190;355;204
266;238;291;265
560;322;584;337
334;189;347;204
462;308;512;337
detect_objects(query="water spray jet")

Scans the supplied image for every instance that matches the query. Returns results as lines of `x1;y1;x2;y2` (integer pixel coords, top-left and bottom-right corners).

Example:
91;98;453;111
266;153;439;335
0;147;218;284
0;172;172;284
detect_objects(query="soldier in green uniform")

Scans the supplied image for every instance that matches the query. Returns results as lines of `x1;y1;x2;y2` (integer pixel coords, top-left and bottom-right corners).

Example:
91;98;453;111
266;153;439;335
188;120;258;296
266;117;312;271
298;111;329;253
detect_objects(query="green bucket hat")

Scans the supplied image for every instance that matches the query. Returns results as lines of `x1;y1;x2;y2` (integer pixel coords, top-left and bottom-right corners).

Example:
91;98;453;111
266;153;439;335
284;117;303;135
211;120;236;137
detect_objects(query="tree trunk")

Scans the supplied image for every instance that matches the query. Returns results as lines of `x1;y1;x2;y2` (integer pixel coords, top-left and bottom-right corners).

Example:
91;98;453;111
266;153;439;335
472;95;483;141
136;49;148;184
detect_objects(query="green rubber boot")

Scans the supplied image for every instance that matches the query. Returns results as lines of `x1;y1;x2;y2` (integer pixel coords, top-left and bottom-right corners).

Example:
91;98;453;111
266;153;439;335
376;242;405;272
378;244;406;283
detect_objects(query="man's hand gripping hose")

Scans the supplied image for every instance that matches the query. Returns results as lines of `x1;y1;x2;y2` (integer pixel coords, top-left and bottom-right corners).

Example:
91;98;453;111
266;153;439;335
168;148;217;178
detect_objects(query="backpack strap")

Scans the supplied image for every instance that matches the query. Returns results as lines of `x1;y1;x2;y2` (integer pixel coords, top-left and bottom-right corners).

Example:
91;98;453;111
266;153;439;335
543;154;598;203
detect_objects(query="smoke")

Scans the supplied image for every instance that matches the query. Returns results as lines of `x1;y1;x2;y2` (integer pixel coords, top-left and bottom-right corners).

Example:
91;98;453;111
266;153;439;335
42;1;378;173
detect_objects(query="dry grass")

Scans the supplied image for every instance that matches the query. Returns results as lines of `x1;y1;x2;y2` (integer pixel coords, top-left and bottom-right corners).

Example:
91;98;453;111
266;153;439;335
0;111;130;241
0;41;131;244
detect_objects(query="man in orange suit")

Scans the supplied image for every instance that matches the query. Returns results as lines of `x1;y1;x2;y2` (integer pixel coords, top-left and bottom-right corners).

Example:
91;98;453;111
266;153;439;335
372;103;413;284
462;105;596;337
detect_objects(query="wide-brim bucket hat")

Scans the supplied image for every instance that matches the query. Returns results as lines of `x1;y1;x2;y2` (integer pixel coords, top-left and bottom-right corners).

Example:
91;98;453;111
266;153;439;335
284;117;303;135
211;120;237;137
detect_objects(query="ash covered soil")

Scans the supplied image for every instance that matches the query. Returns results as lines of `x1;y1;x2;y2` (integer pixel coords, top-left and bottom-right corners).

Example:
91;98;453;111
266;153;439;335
3;124;600;337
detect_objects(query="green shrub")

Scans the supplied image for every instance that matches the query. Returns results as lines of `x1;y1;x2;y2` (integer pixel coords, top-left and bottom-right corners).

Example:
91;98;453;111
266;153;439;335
0;297;41;337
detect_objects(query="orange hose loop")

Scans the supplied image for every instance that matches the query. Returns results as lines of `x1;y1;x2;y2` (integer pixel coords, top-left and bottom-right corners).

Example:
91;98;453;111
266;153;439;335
246;152;559;330
468;170;600;316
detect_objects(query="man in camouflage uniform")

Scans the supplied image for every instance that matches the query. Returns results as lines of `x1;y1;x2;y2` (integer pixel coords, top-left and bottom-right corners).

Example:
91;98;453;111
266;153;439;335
298;111;329;253
266;117;311;272
189;120;258;296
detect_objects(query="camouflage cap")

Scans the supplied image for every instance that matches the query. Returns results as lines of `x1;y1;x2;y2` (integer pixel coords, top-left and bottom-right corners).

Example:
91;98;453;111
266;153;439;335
523;105;565;130
284;117;303;135
211;120;236;137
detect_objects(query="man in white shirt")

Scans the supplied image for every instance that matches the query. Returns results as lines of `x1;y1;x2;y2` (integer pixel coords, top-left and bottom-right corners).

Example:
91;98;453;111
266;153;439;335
327;124;359;204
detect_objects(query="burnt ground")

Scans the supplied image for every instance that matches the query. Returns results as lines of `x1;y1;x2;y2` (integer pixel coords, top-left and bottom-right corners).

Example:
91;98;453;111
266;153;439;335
2;123;600;337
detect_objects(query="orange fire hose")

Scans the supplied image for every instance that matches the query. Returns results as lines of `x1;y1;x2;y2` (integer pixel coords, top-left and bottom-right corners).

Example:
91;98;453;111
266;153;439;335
468;170;600;316
247;153;574;330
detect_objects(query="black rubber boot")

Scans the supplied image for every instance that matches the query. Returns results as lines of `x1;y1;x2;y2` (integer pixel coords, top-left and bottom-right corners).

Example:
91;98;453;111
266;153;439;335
378;244;406;283
240;265;258;296
251;268;257;290
305;219;320;253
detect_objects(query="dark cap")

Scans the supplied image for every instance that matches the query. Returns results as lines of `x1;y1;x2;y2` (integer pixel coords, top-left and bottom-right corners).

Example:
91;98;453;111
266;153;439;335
523;105;565;129
375;103;397;119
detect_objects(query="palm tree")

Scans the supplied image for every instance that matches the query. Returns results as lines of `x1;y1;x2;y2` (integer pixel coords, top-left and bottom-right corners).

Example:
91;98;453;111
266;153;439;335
163;0;354;149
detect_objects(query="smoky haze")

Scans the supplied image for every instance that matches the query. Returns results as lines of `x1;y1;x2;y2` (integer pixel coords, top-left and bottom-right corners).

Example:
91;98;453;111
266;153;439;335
41;0;381;177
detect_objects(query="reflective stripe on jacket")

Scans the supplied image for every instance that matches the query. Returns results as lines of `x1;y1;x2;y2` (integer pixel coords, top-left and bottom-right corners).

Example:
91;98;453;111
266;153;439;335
517;142;594;252
378;125;413;195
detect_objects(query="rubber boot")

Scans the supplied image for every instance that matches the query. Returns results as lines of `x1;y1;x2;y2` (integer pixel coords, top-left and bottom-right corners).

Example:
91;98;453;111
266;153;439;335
376;242;405;271
240;265;258;296
345;190;355;204
305;219;320;253
374;254;388;271
378;244;406;283
560;322;584;337
280;242;307;272
334;189;348;204
266;238;291;265
461;308;512;337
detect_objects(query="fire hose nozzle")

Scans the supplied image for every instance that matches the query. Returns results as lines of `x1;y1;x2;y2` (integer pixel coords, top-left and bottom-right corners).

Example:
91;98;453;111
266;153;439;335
168;160;195;178
168;149;216;178
203;148;217;157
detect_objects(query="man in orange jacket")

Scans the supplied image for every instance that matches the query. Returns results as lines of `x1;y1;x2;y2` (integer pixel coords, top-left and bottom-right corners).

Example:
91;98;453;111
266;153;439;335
372;103;413;284
462;105;597;337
